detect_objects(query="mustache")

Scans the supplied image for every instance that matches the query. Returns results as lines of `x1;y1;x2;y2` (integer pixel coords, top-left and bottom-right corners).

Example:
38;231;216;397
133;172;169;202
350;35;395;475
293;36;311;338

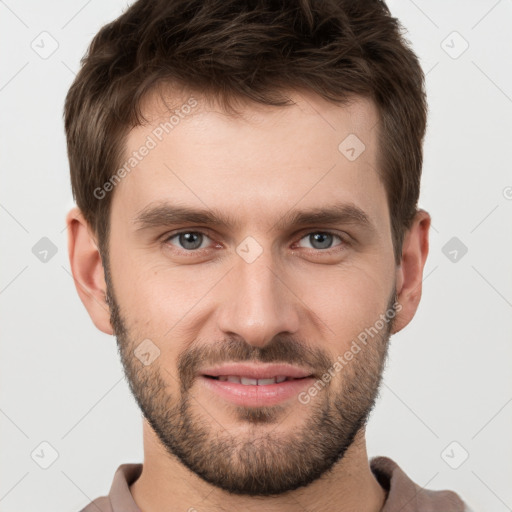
177;335;333;392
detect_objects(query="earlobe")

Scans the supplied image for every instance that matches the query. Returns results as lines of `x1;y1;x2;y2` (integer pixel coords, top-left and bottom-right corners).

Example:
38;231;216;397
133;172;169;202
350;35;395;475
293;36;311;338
391;209;431;334
66;207;113;335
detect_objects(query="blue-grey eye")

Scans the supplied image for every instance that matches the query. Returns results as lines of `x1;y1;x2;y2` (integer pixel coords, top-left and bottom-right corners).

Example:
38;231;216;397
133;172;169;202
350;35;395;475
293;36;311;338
298;232;342;250
168;232;209;250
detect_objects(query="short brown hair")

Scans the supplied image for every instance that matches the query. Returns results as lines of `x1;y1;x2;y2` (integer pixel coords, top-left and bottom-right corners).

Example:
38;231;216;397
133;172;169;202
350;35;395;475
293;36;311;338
64;0;427;264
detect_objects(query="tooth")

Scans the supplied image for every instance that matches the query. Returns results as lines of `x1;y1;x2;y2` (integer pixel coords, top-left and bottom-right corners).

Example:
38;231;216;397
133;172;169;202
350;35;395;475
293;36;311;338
240;377;258;385
217;376;290;385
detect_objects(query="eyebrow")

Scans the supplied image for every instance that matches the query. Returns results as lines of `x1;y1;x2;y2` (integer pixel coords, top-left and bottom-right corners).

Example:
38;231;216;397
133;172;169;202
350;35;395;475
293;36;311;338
133;201;374;233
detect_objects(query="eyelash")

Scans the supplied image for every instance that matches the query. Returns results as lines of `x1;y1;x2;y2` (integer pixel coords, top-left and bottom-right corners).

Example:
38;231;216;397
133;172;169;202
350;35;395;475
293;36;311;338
161;229;349;256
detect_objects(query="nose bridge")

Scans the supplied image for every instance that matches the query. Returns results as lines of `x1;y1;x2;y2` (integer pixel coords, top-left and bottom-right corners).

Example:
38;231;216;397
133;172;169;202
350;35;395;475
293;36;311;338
217;243;299;346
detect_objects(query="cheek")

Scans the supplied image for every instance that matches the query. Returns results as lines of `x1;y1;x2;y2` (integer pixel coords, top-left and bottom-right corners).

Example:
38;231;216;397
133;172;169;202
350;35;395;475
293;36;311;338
109;247;221;339
295;261;394;347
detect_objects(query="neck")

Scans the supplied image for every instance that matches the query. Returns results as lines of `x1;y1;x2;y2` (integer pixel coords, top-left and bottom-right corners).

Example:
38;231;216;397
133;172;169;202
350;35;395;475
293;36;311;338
130;421;386;512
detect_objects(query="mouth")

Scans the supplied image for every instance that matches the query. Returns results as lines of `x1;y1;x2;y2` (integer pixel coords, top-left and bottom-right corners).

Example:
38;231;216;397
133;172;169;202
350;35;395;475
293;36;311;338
200;362;315;382
198;363;316;406
203;375;308;385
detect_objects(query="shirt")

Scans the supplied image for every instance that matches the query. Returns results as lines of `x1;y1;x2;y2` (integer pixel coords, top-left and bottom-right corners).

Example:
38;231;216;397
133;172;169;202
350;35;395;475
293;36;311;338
79;456;471;511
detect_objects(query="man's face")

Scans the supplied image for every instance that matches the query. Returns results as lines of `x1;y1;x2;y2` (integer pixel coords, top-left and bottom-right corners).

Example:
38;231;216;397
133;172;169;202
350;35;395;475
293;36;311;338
105;90;398;495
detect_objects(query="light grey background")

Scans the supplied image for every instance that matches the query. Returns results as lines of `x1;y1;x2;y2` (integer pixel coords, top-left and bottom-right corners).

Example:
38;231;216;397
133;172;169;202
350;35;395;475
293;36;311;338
1;1;511;510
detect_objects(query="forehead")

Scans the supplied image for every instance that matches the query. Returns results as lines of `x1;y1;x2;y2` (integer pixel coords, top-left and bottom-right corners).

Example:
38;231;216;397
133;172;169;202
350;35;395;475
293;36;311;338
113;87;387;230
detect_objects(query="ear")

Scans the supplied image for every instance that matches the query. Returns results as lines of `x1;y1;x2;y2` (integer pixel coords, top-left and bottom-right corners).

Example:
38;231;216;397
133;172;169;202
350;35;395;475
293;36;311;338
391;209;431;334
66;207;113;335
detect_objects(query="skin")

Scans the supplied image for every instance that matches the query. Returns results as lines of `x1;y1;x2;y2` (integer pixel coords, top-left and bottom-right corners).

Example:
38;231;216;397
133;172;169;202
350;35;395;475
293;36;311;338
66;89;430;512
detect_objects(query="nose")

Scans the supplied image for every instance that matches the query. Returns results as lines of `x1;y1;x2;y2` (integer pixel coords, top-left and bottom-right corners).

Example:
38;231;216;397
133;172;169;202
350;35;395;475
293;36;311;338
215;250;301;348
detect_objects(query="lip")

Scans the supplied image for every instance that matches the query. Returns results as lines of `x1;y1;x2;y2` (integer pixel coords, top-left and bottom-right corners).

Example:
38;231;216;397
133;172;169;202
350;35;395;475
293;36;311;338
199;374;316;407
200;363;315;380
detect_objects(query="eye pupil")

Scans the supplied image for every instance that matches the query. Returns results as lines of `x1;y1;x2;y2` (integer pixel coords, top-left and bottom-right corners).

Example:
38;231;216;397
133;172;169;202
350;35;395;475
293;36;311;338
310;232;332;249
180;232;202;250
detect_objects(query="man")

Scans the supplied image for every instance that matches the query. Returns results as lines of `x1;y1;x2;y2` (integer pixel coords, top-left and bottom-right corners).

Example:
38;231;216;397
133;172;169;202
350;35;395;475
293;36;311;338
64;0;471;510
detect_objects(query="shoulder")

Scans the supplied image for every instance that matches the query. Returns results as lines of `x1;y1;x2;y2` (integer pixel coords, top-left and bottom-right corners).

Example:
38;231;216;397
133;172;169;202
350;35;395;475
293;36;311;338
79;496;113;512
370;455;470;511
76;462;142;512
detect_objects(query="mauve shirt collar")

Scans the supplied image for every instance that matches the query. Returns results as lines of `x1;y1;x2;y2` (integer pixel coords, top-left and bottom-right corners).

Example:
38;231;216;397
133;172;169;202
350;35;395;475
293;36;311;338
109;463;142;512
100;457;467;512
